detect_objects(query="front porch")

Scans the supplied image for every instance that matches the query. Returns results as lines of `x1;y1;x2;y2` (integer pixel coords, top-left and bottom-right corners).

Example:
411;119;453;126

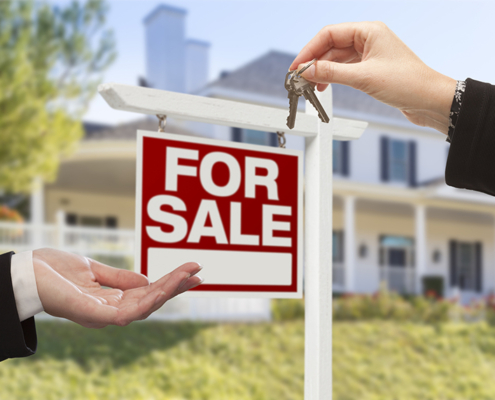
332;180;495;299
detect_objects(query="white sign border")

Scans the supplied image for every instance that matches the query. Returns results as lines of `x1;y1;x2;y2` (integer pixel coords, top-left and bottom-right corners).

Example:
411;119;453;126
135;130;304;299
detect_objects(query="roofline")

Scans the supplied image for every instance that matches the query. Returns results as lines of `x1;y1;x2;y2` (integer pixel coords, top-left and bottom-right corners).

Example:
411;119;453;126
186;38;211;47
143;4;187;24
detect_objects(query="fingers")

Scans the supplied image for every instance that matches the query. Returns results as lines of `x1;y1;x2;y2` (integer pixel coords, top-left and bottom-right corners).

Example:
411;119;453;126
72;263;204;328
300;60;364;88
173;275;203;297
148;262;202;292
90;259;150;290
290;22;372;71
114;271;193;325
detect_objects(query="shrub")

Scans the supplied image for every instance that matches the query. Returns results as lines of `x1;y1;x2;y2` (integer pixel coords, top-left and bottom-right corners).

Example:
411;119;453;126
272;299;305;321
333;285;452;324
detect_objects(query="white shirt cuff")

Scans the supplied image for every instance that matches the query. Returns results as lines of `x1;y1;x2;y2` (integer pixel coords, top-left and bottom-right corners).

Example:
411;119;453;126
11;251;44;321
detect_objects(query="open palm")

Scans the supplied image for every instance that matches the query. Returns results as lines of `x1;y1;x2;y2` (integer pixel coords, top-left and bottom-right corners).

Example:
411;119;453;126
33;248;202;328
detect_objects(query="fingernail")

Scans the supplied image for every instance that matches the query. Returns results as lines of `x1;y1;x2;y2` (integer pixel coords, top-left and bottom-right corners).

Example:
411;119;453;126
197;276;204;284
196;263;203;271
154;291;166;305
302;64;315;79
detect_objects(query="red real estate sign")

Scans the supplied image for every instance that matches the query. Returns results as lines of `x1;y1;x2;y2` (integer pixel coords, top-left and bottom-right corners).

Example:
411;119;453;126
135;131;303;298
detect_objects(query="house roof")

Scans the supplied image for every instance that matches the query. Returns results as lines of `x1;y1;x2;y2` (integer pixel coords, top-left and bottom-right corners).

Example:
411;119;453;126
205;50;410;124
83;118;198;140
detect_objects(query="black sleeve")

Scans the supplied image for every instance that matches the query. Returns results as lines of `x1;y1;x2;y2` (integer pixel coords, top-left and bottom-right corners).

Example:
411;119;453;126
0;252;37;362
446;78;495;197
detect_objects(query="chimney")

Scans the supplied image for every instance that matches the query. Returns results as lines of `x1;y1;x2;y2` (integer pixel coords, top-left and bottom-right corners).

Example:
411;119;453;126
143;4;187;93
186;39;210;94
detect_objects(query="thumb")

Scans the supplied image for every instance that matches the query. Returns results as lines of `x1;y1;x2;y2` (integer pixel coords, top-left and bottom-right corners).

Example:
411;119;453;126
299;60;363;89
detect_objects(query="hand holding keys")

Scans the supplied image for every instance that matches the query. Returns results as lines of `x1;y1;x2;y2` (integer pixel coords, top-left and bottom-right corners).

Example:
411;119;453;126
285;59;330;129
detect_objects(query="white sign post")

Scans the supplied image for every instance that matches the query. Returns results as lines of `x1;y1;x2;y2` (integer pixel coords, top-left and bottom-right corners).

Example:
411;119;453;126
99;82;367;400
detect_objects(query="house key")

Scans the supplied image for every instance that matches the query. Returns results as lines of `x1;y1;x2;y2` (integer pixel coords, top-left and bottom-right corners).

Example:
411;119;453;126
285;59;330;129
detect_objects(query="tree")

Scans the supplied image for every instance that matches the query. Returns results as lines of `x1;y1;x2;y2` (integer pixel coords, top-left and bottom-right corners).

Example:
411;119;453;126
0;0;116;193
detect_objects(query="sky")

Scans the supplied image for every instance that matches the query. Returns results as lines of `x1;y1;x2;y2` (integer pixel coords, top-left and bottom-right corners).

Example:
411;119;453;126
77;0;495;125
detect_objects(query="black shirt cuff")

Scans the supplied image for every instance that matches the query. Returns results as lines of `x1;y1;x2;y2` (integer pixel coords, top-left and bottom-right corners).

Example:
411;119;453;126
445;78;495;197
0;252;37;361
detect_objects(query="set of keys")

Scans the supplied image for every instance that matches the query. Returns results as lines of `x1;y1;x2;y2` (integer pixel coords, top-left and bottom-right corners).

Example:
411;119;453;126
284;58;330;129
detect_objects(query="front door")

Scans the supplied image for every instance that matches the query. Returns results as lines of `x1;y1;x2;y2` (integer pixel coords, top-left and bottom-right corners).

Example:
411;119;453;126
380;236;415;294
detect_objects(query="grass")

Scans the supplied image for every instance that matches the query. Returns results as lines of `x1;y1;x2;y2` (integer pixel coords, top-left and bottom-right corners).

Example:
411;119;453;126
3;320;495;399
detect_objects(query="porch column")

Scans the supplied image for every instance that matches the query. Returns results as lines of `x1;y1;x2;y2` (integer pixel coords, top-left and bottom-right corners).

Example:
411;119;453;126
344;196;356;292
30;177;44;249
415;204;427;295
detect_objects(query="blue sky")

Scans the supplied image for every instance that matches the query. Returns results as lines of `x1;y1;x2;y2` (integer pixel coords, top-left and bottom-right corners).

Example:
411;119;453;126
80;0;495;124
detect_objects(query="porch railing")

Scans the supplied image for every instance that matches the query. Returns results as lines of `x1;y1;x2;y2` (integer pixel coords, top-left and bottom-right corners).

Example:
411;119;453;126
0;214;271;322
0;217;134;257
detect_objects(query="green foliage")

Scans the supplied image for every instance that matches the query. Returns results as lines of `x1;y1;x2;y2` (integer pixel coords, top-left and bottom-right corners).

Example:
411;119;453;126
0;0;116;193
422;275;444;297
272;299;305;321
333;322;495;400
333;287;452;323
4;320;495;399
2;321;304;400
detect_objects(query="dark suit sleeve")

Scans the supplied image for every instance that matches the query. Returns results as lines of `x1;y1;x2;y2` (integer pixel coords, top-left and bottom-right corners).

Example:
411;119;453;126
446;78;495;197
0;252;37;362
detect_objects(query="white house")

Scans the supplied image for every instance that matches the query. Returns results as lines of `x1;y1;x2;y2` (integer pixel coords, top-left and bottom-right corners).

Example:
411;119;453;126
188;44;495;303
3;4;495;319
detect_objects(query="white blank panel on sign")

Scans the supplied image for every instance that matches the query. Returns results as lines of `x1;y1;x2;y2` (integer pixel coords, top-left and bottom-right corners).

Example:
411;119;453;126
148;248;292;286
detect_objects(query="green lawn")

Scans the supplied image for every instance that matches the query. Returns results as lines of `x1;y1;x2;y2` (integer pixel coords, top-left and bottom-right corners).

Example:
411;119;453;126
3;320;495;399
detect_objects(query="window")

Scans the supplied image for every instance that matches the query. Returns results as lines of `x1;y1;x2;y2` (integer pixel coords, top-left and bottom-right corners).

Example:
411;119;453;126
333;141;343;173
389;140;408;182
243;129;269;146
379;235;415;294
450;241;482;291
333;231;344;262
379;235;414;268
333;140;349;176
66;213;77;226
380;137;416;186
231;127;276;147
65;213;118;228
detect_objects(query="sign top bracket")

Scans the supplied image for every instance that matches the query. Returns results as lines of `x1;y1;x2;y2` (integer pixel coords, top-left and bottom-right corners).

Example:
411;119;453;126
98;83;367;141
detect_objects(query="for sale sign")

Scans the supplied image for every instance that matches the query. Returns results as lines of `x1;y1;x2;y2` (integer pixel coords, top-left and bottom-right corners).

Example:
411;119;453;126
135;131;303;298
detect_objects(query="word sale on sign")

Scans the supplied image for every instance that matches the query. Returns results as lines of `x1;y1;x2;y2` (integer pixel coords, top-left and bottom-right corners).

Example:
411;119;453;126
135;131;303;298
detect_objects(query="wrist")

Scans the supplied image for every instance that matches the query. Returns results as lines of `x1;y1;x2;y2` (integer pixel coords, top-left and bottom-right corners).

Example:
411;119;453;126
424;69;457;133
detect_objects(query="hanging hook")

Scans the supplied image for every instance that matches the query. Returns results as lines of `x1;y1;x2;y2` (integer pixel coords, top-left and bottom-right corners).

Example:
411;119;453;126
157;114;167;132
276;131;286;149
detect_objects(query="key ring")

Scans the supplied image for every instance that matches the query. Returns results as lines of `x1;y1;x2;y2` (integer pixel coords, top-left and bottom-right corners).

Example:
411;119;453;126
296;58;317;77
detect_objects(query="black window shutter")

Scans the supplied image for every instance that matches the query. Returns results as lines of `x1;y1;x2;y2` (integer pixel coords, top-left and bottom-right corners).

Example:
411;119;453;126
342;141;350;176
475;242;482;293
232;127;242;142
380;136;389;182
379;235;384;266
105;216;118;229
449;240;457;287
340;231;344;262
66;213;77;226
408;141;417;187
